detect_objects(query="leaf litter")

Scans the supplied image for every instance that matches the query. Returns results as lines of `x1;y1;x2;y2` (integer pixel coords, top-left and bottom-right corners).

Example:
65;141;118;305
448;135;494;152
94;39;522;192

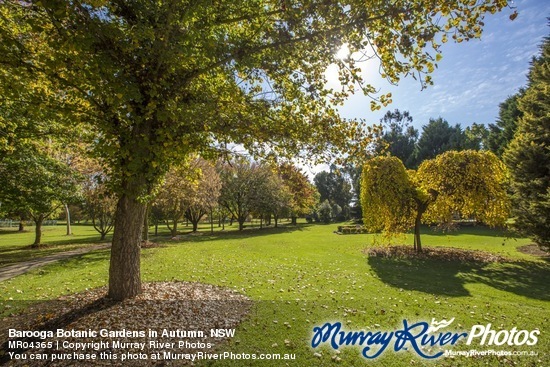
1;281;252;366
366;245;507;263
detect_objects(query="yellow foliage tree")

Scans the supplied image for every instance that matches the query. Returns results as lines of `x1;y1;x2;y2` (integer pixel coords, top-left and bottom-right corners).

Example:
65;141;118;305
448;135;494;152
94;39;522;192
362;151;509;252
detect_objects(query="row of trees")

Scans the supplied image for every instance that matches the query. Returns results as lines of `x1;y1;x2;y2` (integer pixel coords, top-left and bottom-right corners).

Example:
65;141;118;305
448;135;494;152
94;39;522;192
151;158;318;235
373;111;488;169
0;153;319;244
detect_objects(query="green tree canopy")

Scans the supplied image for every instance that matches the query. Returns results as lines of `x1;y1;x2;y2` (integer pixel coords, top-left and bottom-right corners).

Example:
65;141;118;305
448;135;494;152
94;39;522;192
412;117;466;166
0;147;81;246
313;166;353;212
463;122;489;150
218;159;271;231
503;34;550;250
486;92;524;156
375;109;418;168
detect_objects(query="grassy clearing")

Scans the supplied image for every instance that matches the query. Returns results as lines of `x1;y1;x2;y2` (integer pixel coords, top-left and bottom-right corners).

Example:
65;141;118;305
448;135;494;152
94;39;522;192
0;222;548;366
0;224;111;268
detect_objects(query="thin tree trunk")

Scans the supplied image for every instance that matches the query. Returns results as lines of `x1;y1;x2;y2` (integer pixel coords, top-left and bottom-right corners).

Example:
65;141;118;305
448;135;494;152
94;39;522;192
210;209;214;234
65;204;72;235
32;215;44;247
18;221;24;232
171;220;178;237
108;194;146;300
414;214;422;252
192;220;198;232
413;199;430;253
238;218;245;231
142;204;150;242
274;216;279;228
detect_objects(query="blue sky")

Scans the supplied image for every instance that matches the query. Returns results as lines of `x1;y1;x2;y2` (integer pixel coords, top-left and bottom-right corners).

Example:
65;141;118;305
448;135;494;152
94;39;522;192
334;0;550;130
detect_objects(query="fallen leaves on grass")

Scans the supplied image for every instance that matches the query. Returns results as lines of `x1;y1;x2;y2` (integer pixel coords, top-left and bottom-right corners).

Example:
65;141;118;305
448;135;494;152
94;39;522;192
1;282;251;366
517;244;549;259
140;241;165;249
365;246;507;263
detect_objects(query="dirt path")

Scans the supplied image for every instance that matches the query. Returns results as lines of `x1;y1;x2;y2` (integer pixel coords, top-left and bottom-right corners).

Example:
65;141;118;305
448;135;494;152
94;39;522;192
0;243;110;282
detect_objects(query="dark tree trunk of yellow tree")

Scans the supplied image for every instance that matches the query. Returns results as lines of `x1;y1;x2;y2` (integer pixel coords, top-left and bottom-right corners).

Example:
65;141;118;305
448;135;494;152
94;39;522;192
414;212;422;252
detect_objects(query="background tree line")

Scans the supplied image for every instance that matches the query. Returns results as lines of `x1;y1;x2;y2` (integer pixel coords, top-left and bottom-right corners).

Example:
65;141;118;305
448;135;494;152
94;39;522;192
0;148;320;244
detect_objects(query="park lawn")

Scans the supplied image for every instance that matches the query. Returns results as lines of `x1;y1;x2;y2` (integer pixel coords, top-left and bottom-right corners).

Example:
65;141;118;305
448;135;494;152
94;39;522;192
0;224;111;268
0;223;548;367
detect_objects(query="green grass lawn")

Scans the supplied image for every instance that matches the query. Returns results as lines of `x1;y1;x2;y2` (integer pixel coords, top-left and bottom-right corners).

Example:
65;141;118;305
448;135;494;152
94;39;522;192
0;222;548;366
0;224;111;268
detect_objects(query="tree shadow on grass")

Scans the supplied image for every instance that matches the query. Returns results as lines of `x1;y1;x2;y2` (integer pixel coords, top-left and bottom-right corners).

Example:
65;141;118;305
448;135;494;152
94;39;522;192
368;255;475;297
0;229;22;236
368;251;550;301
461;261;550;301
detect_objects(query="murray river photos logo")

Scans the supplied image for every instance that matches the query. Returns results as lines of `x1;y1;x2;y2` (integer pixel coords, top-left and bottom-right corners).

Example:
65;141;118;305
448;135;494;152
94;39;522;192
311;318;540;359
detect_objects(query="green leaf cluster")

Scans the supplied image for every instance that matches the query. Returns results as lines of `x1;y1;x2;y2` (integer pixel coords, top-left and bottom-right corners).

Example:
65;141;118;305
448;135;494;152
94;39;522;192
503;34;550;249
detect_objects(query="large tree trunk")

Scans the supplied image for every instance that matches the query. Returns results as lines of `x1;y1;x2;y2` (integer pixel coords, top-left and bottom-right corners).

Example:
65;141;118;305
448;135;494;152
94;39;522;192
108;194;146;300
238;218;245;231
192;220;198;232
32;214;44;247
291;216;297;225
